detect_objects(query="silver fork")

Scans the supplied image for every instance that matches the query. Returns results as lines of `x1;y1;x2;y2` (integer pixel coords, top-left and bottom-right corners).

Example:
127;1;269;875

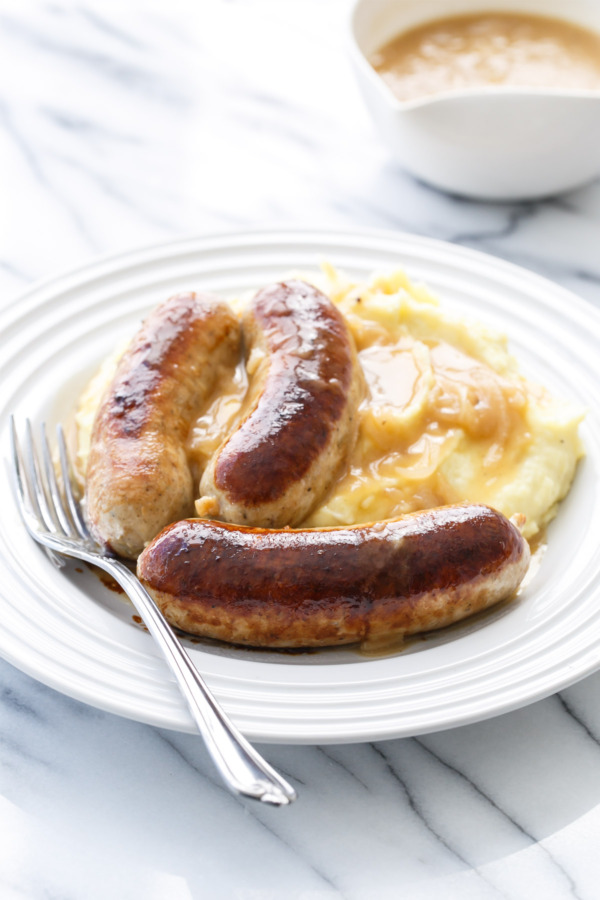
9;417;296;807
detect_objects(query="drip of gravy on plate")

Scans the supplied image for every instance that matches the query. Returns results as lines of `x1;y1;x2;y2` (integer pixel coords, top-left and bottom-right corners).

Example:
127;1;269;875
371;12;600;102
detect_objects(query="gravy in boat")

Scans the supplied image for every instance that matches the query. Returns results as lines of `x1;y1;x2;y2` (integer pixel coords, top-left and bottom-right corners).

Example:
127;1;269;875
371;12;600;102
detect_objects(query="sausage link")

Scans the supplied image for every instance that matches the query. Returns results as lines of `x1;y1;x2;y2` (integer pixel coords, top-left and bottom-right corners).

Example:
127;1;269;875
137;504;530;648
199;280;362;527
86;292;240;559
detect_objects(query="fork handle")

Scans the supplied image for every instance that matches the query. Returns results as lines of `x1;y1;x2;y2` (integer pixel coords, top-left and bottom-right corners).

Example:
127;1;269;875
99;558;296;806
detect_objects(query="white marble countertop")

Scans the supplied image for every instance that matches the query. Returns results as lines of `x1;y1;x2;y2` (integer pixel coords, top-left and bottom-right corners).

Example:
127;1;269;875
2;2;600;898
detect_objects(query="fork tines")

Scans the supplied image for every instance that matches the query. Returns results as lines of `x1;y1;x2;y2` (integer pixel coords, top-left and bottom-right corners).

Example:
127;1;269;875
10;418;91;565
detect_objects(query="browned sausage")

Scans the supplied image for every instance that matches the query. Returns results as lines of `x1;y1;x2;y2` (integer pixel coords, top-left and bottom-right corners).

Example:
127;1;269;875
198;280;362;528
137;504;530;648
86;292;240;559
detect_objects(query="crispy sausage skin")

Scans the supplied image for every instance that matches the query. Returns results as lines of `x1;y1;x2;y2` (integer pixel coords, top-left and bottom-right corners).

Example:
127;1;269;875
137;504;530;648
199;280;362;528
86;292;240;559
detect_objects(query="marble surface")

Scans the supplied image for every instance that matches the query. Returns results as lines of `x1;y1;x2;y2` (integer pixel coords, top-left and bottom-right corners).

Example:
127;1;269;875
2;2;600;898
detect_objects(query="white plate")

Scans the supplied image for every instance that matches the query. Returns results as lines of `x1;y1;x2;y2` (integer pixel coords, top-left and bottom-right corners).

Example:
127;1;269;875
1;229;599;744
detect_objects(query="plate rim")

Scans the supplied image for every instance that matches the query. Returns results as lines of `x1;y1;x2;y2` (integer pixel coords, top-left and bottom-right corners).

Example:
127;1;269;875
4;225;600;327
1;226;599;744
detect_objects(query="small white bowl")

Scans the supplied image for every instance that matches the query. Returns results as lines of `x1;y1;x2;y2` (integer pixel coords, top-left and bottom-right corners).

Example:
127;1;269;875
349;0;600;200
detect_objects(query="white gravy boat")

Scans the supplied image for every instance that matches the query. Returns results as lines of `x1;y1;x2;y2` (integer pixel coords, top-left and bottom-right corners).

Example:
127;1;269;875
349;0;600;200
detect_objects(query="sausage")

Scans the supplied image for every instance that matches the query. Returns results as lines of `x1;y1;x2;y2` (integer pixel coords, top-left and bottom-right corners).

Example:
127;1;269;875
136;504;530;648
85;292;240;559
198;280;362;528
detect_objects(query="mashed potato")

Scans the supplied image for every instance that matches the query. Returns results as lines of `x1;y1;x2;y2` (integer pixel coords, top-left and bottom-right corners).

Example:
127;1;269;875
304;265;583;539
75;265;584;540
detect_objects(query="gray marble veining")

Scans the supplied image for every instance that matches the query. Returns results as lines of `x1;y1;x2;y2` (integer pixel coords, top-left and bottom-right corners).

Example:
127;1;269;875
2;2;600;898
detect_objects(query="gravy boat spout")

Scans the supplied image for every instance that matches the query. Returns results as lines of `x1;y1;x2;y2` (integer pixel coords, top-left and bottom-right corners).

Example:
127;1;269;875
350;0;600;200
